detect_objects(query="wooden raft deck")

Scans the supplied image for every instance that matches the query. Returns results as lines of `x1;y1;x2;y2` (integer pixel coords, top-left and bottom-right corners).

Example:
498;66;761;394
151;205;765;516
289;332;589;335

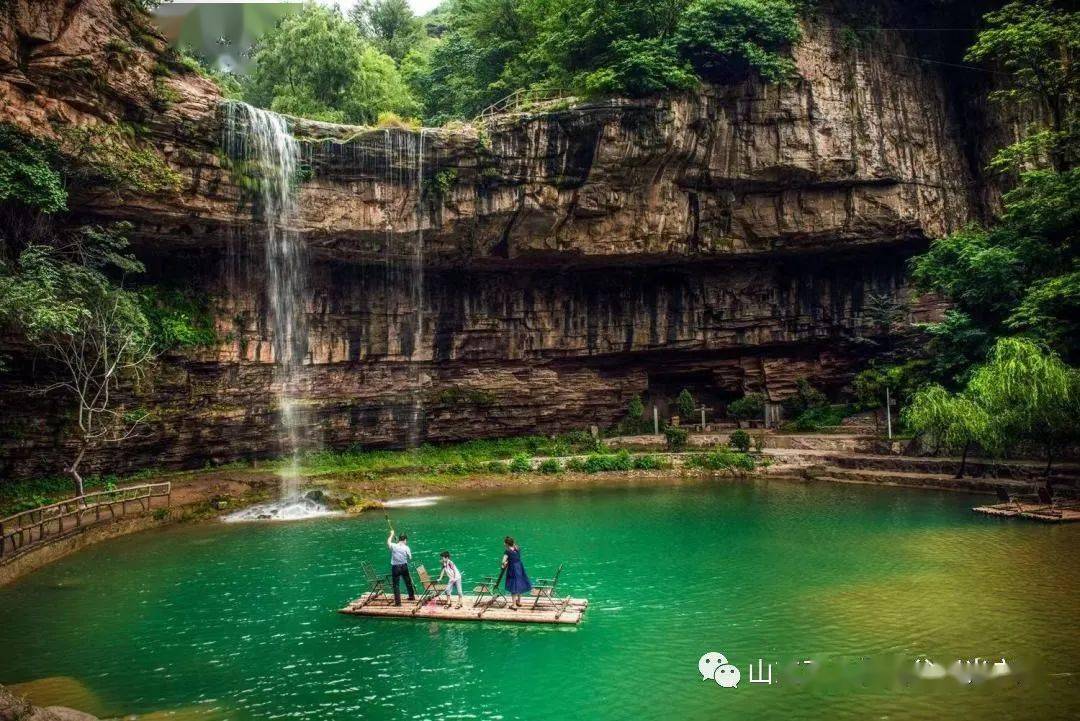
973;502;1080;523
339;595;589;624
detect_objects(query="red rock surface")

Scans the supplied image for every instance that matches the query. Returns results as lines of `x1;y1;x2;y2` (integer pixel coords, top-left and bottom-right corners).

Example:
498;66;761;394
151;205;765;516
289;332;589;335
0;1;998;477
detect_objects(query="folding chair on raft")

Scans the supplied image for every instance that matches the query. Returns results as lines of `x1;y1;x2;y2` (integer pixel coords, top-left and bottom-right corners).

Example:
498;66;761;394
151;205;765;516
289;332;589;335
473;571;508;615
1034;486;1065;517
357;560;393;607
412;564;447;613
529;564;564;610
529;564;574;619
993;487;1026;513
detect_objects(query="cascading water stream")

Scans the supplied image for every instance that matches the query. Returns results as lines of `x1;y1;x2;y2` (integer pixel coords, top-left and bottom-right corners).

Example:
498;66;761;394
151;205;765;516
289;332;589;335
408;129;427;450
220;101;334;521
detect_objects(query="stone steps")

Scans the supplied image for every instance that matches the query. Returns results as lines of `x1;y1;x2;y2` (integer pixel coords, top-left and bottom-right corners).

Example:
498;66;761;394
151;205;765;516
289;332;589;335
819;453;1080;484
807;465;1034;494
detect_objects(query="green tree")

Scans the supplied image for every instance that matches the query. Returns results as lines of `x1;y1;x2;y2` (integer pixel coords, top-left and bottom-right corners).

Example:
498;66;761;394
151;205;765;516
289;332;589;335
781;378;826;417
674;0;801;84
0;224;155;494
412;0;802;124
245;4;417;124
852;360;929;412
675;388;696;421
903;385;993;478
351;0;428;64
910;168;1080;377
965;0;1078;172
967;338;1080;473
664;426;689;451
728;392;764;428
904;338;1079;476
728;429;751;453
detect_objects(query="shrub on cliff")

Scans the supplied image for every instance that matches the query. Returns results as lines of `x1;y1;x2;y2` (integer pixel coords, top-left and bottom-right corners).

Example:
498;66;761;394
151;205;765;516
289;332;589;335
675;0;801;83
0;126;66;214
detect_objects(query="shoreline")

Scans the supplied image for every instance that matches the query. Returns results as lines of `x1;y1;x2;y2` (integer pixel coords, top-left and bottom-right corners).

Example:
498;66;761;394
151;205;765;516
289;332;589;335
7;430;1073;587
0;457;1010;588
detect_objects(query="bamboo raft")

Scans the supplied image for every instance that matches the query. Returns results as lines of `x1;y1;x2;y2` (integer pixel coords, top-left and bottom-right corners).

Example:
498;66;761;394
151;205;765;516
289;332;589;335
973;502;1080;523
340;594;589;624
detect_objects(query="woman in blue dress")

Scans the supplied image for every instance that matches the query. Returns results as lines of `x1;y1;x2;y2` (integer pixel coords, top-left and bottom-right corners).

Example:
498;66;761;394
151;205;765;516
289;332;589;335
501;536;532;609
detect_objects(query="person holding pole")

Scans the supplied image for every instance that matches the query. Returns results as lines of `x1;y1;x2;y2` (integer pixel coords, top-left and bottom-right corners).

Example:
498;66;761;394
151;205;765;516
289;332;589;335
387;527;415;606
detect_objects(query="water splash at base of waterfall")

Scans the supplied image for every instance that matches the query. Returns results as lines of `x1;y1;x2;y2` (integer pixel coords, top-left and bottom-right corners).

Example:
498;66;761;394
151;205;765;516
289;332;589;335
223;497;342;523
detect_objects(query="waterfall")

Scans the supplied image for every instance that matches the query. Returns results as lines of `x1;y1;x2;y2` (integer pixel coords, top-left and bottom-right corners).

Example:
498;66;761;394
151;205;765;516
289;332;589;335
408;129;427;449
221;101;333;521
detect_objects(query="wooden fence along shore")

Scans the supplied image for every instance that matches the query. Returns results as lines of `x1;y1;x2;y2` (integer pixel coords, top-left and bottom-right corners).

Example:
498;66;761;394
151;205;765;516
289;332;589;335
0;483;172;562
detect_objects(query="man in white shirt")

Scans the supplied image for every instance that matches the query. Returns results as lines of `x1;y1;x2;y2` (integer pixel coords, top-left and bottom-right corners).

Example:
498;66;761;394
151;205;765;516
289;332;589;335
387;529;415;606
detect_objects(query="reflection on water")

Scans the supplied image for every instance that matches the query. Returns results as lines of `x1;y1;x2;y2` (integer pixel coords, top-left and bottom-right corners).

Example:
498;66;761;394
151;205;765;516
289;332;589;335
0;478;1077;721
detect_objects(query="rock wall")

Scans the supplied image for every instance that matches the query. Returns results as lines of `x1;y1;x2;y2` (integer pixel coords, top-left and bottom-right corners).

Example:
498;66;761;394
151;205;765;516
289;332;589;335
0;0;1003;478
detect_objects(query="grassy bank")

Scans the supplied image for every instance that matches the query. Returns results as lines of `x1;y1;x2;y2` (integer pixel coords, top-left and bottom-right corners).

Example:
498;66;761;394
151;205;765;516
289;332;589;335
1;434;764;517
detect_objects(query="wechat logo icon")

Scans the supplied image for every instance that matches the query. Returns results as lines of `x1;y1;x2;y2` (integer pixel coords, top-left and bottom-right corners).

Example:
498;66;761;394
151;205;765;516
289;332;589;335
698;651;741;688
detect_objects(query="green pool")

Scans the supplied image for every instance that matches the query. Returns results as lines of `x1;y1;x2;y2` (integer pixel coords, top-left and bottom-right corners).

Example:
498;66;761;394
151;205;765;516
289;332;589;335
1;478;1077;720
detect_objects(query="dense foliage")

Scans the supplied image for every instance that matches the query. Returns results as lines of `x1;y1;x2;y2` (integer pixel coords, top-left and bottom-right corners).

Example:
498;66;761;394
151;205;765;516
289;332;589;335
0;119;220;493
231;0;801;125
406;0;801;123
244;4;416;124
904;339;1079;473
0;223;154;493
911;169;1080;379
872;0;1079;434
351;0;428;64
964;0;1078;172
0;127;66;214
727;392;764;426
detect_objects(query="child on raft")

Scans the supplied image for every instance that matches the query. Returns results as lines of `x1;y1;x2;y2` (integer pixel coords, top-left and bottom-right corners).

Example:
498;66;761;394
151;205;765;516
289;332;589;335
437;551;464;609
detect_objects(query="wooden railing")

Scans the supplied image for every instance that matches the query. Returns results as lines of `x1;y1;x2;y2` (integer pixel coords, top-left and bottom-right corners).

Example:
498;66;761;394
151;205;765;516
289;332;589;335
476;88;576;121
0;482;171;562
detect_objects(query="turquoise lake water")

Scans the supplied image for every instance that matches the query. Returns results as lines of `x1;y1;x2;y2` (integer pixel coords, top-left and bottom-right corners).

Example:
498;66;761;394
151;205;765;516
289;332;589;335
0;478;1077;720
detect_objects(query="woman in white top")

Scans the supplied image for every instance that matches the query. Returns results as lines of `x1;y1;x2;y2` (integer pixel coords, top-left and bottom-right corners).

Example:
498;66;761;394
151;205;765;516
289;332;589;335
437;551;464;609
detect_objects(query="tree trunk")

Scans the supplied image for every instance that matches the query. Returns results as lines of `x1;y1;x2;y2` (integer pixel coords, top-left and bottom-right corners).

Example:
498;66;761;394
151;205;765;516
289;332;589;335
955;441;970;479
1049;97;1067;173
1044;447;1054;476
67;443;87;498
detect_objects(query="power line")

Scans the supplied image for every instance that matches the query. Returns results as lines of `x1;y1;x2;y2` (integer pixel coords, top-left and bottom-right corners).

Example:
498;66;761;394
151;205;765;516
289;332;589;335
881;53;1006;75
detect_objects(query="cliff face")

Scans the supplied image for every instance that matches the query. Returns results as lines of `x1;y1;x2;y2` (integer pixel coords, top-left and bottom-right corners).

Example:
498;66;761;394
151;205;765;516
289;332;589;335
0;0;997;477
